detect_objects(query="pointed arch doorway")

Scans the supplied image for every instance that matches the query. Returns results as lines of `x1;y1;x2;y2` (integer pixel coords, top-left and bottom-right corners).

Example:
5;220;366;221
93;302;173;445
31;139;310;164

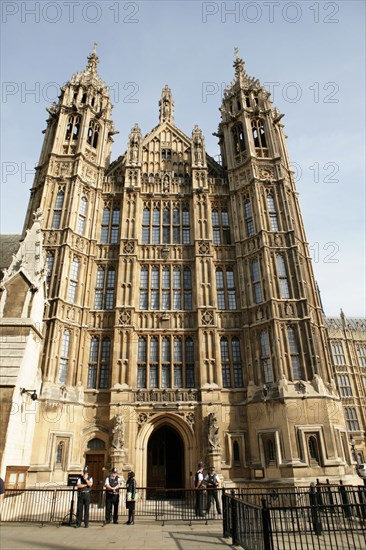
147;425;184;497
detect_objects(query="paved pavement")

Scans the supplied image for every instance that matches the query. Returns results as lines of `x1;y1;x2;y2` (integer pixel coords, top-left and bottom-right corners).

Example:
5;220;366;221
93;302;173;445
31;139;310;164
0;521;235;550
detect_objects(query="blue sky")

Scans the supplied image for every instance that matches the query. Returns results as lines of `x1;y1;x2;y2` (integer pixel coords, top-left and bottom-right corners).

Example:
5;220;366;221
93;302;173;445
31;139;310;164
1;1;365;316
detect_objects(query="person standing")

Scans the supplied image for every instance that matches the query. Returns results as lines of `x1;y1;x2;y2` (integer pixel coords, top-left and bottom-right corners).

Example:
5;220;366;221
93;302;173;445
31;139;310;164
104;467;123;524
205;466;222;515
125;471;137;525
194;463;204;517
76;466;93;528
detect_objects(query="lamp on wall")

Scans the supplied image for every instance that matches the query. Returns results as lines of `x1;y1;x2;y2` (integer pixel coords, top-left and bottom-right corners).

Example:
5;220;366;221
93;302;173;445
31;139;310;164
21;388;38;401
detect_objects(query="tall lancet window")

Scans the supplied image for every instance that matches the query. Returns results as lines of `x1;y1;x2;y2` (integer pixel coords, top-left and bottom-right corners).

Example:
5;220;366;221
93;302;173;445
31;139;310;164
58;330;70;384
232;122;246;154
77;196;87;235
276;255;290;299
51;190;64;229
65;115;81;141
46;252;54;291
287;327;302;380
252;119;268;155
260;331;273;383
137;338;147;388
244;199;255;237
220;337;243;388
87;119;100;149
68;257;80;303
87;337;111;389
267;195;279;231
251;258;263;304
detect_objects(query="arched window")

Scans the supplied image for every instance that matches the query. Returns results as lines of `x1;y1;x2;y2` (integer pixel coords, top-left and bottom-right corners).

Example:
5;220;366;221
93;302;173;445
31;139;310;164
87;119;100;148
243;199;255;237
252;119;267;150
46;252;54;290
87;337;111;389
94;267;105;309
77;196;87;235
251;258;263;304
232;123;246;154
65;115;81;141
68;257;80;303
56;441;64;465
58;330;70;384
87;438;106;450
137;336;194;389
267;195;279;231
277;255;290;298
220;337;243;388
233;440;240;464
140;267;148;309
287;327;301;380
307;435;320;464
51;190;64;229
260;331;273;383
265;439;276;465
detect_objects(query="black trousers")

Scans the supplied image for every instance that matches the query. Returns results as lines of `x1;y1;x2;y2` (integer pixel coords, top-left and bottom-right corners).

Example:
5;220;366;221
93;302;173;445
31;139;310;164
195;489;204;516
206;489;221;514
76;491;90;526
106;492;119;522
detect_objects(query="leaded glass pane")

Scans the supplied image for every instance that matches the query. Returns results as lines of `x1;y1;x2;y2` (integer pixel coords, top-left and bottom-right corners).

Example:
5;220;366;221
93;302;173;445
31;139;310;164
102;208;110;224
174;365;183;388
87;364;96;388
138;338;147;362
162;365;170;388
151;290;159;309
174;338;182;362
216;269;224;288
149;365;158;388
162;338;170;361
140;290;148;309
152;209;160;224
150;338;158;362
137;366;146;388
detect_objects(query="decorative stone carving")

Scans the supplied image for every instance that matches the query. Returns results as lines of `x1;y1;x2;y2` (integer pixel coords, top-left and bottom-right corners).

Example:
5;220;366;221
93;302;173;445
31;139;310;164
111;413;125;450
207;412;221;451
122;240;135;255
202;310;214;326
77;381;84;402
119;309;131;326
137;413;148;426
198;241;210;255
160;246;170;260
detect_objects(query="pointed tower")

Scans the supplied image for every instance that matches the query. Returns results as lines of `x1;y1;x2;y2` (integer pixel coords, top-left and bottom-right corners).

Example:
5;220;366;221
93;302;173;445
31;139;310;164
215;50;353;482
22;46;115;403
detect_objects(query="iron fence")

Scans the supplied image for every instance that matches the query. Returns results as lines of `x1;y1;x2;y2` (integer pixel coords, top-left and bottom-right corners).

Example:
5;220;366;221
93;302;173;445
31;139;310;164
1;487;223;526
224;483;366;550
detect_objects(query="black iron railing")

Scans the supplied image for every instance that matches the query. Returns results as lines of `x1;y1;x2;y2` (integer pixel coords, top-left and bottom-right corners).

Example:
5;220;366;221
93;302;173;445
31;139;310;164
1;487;223;525
223;483;366;550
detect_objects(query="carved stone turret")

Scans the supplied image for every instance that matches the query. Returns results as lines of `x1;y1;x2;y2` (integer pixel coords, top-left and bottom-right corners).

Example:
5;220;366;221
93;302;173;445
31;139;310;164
159;85;174;124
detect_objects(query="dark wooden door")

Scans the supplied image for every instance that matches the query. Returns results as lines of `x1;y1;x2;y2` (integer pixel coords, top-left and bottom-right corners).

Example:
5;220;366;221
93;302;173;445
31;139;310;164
147;425;183;497
85;453;104;503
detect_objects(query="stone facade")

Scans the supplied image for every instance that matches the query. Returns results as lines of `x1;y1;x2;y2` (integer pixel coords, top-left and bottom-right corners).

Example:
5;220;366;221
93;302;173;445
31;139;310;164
0;49;362;488
325;312;366;466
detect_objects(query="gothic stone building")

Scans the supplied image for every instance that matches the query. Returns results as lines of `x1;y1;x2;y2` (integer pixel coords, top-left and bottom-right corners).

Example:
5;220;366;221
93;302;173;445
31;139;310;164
0;50;361;489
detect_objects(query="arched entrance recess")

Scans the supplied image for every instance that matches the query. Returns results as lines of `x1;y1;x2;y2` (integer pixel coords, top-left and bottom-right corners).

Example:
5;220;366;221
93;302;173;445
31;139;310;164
147;425;184;492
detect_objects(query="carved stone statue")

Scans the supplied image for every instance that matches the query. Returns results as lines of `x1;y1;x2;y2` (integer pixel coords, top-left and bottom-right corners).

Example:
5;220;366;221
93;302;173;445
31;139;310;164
207;412;221;451
111;413;125;449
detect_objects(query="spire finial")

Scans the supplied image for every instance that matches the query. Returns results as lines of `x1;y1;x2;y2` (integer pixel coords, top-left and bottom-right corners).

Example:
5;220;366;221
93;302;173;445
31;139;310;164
159;85;174;124
233;47;245;81
86;43;99;74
